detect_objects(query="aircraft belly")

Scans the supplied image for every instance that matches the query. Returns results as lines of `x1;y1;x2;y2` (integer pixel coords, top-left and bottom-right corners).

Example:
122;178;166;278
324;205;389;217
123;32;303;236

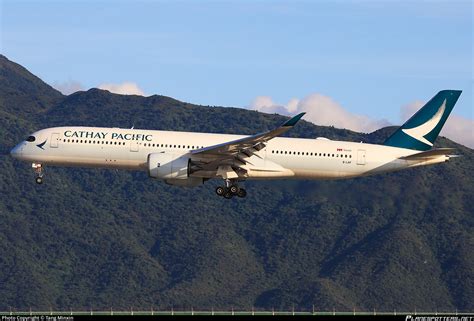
36;155;144;169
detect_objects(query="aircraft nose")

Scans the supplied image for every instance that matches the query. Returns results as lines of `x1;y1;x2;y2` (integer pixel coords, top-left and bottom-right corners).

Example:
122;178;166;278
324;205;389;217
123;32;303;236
10;144;22;159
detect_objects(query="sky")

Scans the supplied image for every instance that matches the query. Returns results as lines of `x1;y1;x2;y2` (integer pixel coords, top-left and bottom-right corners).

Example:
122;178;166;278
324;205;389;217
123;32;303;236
1;0;473;146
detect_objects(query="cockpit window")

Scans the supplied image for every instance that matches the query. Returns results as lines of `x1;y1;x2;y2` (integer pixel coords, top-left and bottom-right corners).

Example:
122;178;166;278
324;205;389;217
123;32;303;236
26;136;36;142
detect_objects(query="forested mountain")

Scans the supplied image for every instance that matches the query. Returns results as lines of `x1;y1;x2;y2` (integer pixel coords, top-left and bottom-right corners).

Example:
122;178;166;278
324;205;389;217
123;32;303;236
1;55;472;312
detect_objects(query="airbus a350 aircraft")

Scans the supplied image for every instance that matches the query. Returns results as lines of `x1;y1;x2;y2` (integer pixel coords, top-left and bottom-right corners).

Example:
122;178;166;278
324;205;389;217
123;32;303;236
10;90;461;199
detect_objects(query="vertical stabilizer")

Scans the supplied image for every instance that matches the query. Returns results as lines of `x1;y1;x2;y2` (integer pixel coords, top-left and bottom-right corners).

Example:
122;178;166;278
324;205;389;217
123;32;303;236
384;90;462;151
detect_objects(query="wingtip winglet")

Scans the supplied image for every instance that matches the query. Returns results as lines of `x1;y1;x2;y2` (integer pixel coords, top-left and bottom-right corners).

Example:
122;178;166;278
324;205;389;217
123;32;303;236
283;112;306;127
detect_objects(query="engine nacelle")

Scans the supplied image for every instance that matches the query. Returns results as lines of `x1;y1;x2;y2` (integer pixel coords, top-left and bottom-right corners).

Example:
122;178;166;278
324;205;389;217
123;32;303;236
148;152;190;179
148;152;204;187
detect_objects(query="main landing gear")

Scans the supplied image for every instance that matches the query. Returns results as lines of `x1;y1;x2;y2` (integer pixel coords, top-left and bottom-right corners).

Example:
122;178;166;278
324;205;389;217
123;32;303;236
215;179;247;199
32;163;44;184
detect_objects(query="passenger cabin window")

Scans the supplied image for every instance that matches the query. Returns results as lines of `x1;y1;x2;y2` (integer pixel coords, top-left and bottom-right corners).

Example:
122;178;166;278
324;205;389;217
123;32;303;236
26;136;36;142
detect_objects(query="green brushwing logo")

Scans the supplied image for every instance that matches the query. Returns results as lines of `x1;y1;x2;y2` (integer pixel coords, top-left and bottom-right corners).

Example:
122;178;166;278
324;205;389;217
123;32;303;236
401;99;446;146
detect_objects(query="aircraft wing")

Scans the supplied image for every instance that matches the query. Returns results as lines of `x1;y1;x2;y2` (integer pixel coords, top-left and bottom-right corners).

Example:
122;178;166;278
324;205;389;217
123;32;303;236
399;148;456;160
191;113;305;157
189;113;305;171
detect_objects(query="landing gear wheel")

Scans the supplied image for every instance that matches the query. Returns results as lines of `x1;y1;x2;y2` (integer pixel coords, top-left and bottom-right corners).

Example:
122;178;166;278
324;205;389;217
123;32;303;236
237;188;247;198
217;179;245;198
215;186;225;196
32;163;44;185
230;185;239;194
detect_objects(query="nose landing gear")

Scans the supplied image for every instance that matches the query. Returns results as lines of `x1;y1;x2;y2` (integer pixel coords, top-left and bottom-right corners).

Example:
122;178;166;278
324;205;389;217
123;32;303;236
32;163;44;184
215;179;246;199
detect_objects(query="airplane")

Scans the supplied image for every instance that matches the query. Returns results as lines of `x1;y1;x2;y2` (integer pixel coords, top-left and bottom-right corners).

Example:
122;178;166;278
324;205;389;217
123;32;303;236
10;90;461;199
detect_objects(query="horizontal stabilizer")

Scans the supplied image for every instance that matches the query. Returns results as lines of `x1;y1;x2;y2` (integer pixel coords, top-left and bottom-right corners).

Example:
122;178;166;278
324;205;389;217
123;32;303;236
399;148;455;160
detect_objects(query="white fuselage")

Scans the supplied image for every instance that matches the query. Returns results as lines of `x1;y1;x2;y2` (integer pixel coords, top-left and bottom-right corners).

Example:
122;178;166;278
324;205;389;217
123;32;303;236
10;126;449;181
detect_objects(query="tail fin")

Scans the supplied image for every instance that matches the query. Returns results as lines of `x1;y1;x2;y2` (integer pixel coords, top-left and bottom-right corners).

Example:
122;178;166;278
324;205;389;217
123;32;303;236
384;90;462;151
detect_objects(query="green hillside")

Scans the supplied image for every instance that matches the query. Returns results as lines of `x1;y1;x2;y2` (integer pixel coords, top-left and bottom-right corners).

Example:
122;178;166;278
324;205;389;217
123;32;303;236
0;55;472;312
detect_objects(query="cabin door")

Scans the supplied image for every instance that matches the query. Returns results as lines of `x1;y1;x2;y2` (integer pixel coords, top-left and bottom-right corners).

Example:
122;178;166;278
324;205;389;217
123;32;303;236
50;133;60;148
357;149;366;165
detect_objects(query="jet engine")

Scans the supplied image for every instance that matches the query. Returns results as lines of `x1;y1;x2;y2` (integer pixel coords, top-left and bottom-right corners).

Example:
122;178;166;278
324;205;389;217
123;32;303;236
147;152;203;187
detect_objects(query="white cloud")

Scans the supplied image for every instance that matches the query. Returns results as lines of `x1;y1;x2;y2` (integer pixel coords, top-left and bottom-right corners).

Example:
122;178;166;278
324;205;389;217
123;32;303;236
52;80;84;95
442;115;474;148
97;82;145;96
249;96;292;115
249;94;473;148
400;101;424;120
249;93;390;133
